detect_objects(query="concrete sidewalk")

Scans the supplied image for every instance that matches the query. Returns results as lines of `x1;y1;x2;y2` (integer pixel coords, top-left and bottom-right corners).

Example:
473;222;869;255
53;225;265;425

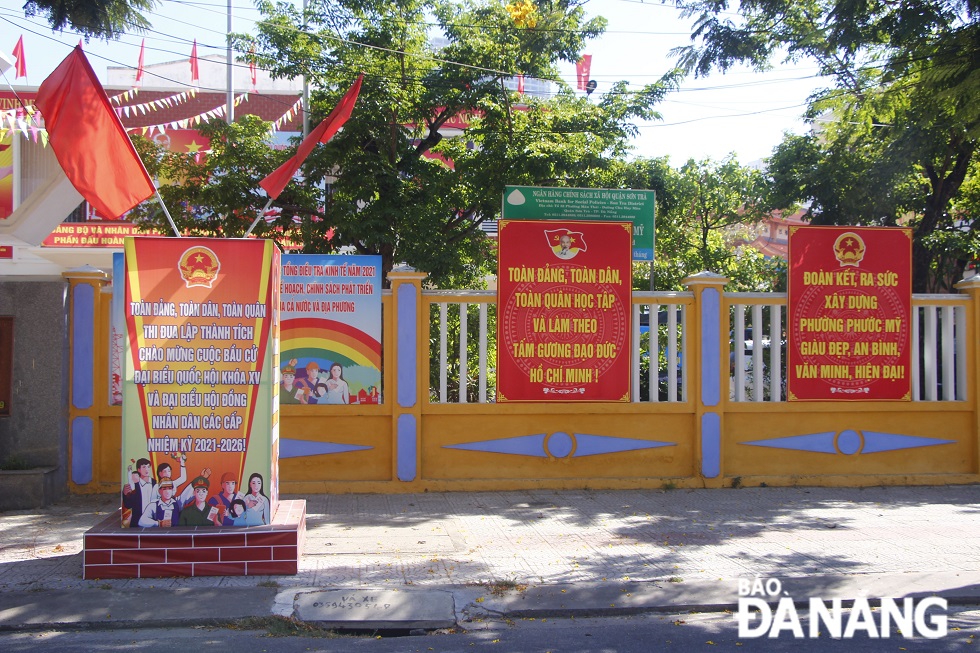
0;485;978;630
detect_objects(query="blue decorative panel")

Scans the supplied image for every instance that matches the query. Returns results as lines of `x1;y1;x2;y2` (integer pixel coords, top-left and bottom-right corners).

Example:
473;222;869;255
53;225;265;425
861;431;955;453
397;283;417;408
701;288;720;407
740;430;955;455
572;433;675;457
701;412;721;478
72;283;94;410
446;433;549;457
741;431;839;454
397;414;417;481
71;416;93;485
280;438;373;459
445;432;676;459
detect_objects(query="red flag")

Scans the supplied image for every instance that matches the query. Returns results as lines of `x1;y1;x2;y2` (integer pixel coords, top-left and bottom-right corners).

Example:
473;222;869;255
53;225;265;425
135;38;145;84
576;54;592;91
517;74;525;94
12;36;26;79
35;46;155;219
190;40;199;84
248;45;257;92
260;74;363;200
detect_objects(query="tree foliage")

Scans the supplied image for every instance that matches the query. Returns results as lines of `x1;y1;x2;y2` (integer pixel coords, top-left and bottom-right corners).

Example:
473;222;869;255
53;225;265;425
24;0;157;38
670;0;980;291
134;0;680;287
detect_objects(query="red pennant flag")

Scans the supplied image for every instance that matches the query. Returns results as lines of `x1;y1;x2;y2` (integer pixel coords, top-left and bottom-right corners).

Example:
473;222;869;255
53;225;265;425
248;46;257;92
12;36;26;79
576;54;592;91
190;39;199;84
35;46;155;219
517;74;525;94
135;38;145;84
260;74;363;200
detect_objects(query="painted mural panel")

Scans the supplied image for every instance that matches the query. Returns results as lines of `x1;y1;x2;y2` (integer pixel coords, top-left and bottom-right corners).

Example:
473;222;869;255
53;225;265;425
121;237;280;527
279;254;382;405
788;226;912;401
497;220;632;402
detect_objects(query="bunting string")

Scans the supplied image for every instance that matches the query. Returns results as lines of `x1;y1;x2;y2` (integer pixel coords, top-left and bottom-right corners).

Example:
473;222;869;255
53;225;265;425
267;97;303;135
135;92;250;135
115;88;200;118
108;87;141;105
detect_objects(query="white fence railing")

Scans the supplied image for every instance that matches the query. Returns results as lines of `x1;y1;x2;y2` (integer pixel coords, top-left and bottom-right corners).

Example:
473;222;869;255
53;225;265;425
425;290;970;405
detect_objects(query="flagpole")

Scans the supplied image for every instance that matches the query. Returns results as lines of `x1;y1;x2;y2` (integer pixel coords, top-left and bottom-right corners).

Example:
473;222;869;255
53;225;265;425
155;190;182;237
244;197;275;238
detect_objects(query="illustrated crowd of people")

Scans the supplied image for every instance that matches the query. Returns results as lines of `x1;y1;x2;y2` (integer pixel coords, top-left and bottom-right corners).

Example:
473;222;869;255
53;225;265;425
279;358;350;404
122;454;270;528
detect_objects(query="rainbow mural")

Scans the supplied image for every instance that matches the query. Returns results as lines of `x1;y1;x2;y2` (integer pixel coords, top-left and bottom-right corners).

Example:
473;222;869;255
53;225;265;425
279;254;382;405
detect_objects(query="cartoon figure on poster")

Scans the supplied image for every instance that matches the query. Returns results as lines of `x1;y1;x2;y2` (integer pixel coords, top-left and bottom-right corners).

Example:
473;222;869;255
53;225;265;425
548;229;586;260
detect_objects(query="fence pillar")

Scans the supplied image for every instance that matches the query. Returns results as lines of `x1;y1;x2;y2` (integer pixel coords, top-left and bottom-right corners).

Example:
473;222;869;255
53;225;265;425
63;265;110;491
388;266;428;482
683;272;729;487
955;275;980;475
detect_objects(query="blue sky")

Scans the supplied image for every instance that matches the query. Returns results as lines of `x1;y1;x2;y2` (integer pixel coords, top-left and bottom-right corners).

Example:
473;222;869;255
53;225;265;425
0;0;828;165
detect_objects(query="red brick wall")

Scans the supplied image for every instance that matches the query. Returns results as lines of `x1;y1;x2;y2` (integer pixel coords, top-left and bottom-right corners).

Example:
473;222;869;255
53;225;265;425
83;499;305;579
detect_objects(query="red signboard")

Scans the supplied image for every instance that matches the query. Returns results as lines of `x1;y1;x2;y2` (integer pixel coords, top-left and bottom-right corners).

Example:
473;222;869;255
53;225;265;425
0;245;11;259
497;220;632;402
43;222;143;247
788;226;912;401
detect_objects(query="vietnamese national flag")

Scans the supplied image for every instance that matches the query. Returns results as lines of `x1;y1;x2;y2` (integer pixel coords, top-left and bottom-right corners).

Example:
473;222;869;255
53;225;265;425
576;54;592;90
135;39;145;84
190;39;199;84
517;74;525;94
35;46;155;219
260;74;363;200
12;36;26;79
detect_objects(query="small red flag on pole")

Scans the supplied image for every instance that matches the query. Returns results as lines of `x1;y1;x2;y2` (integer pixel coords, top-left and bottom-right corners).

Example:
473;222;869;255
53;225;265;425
135;38;145;84
35;46;156;219
12;36;26;79
576;55;592;91
517;74;525;94
248;45;257;93
259;74;363;201
190;39;199;85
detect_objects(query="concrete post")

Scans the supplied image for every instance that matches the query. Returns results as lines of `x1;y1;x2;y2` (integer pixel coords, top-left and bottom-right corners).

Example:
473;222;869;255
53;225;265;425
388;266;428;482
63;265;109;490
683;271;729;488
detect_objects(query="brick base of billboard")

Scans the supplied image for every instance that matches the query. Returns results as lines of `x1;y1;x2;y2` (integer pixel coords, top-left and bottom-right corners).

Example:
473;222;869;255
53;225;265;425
82;500;306;579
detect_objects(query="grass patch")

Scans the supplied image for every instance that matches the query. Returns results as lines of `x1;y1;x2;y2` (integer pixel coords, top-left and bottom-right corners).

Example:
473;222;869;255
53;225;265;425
475;578;529;596
256;579;280;588
0;456;32;470
668;576;683;583
229;615;344;638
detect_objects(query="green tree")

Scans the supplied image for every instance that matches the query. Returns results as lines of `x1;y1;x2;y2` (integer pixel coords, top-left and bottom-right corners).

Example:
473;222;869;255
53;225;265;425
135;0;679;287
668;0;980;291
24;0;157;38
620;155;780;292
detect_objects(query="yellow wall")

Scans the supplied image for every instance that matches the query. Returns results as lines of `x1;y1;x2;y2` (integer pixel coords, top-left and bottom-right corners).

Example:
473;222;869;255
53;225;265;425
67;272;980;494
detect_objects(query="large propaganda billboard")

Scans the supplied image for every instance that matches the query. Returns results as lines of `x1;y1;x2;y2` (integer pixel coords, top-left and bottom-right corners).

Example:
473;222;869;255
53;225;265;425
497;220;632;402
788;226;912;401
121;237;280;528
279;254;382;405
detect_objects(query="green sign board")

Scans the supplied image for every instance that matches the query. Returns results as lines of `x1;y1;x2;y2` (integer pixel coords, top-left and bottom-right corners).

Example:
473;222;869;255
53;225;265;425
501;186;655;261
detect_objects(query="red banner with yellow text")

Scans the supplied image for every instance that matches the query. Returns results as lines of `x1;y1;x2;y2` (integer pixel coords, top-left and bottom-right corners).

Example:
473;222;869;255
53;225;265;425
497;220;632;402
788;226;912;401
